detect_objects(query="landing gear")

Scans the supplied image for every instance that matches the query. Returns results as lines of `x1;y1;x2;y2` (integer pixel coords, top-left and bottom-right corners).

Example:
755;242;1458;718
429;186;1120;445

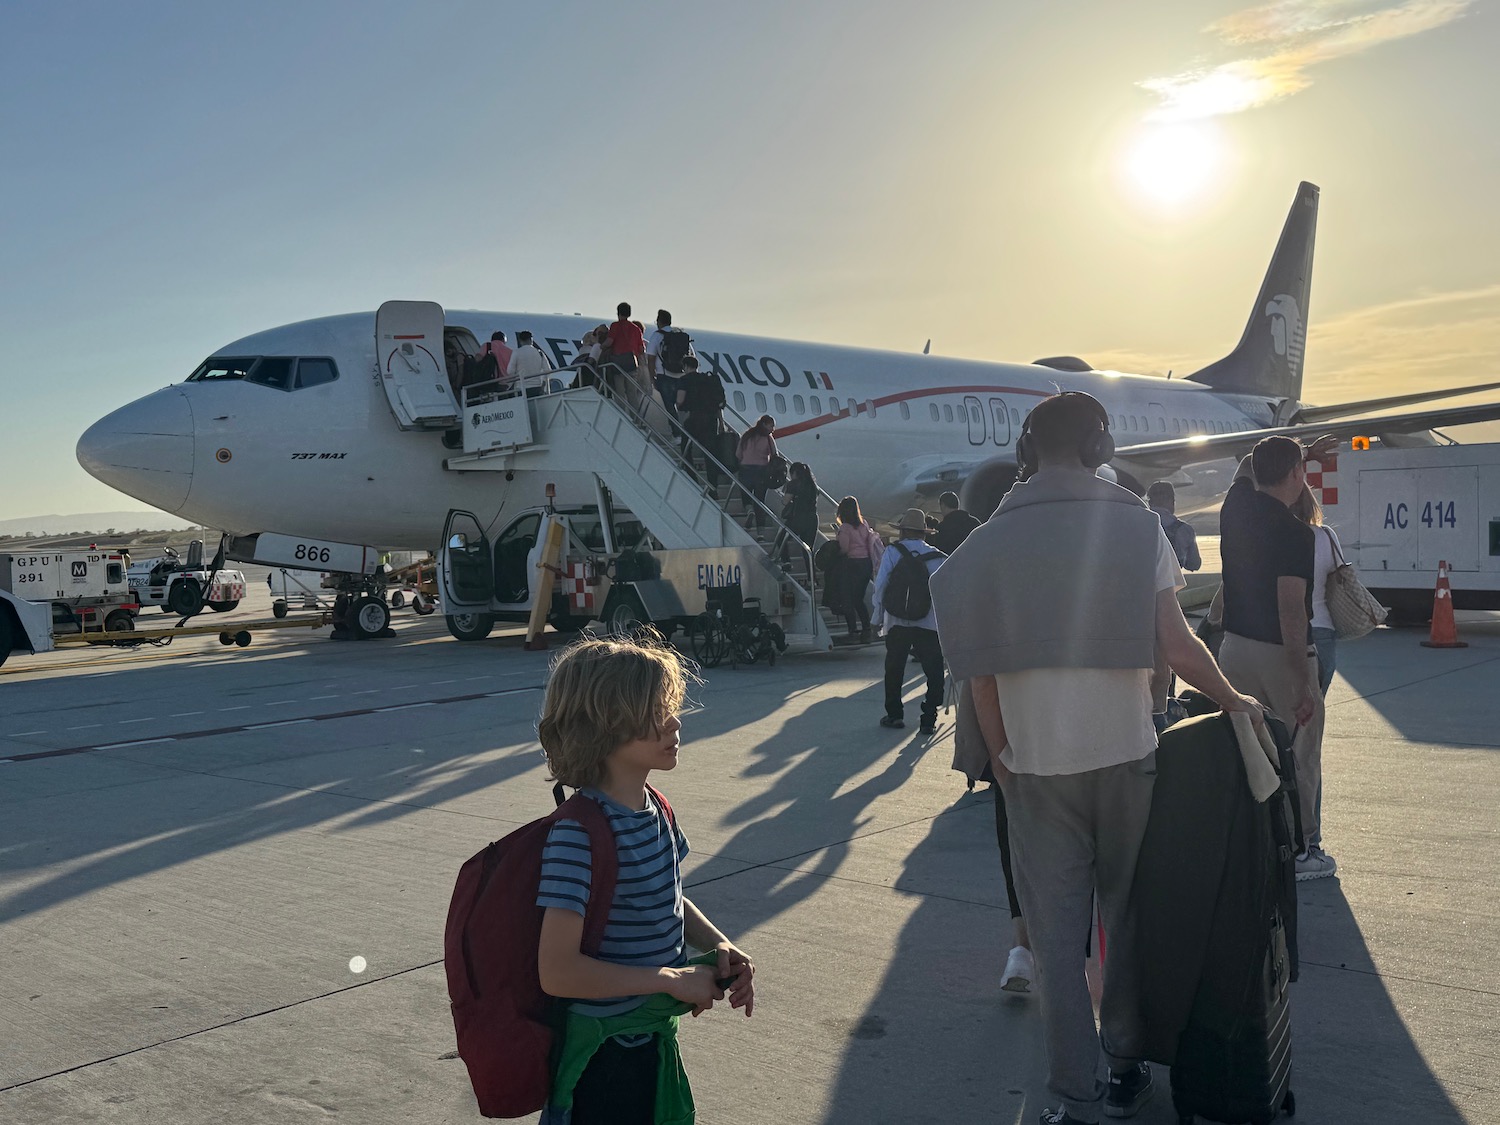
348;596;391;639
326;573;395;640
446;612;495;642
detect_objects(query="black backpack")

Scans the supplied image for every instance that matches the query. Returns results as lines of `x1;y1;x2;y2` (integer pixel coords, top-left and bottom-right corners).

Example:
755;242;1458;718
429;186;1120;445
469;350;499;386
684;372;725;413
659;329;693;374
883;543;938;620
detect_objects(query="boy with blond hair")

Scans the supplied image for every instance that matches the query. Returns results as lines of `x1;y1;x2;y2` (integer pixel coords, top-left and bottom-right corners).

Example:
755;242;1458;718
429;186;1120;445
535;637;755;1125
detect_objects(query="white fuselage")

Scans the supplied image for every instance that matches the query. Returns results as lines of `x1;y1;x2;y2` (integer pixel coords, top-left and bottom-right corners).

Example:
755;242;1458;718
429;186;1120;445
78;310;1270;551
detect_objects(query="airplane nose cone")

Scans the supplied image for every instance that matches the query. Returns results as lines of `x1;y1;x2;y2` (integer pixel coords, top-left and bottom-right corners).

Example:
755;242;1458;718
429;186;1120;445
77;389;196;512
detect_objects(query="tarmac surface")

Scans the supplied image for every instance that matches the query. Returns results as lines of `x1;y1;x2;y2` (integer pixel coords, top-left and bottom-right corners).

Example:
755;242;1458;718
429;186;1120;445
1;586;1496;1124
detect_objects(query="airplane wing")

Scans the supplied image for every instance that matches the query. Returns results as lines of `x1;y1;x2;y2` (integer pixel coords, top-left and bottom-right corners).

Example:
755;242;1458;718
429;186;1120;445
1118;400;1500;470
1290;380;1500;424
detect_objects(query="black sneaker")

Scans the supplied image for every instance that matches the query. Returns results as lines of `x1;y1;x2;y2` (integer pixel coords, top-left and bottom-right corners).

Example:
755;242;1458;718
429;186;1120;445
1105;1062;1154;1118
879;715;905;729
1039;1110;1090;1125
919;719;937;734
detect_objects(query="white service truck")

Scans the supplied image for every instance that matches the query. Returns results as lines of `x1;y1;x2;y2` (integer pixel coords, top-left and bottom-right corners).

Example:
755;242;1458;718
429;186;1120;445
127;541;248;616
0;549;138;665
438;503;794;664
1314;440;1500;618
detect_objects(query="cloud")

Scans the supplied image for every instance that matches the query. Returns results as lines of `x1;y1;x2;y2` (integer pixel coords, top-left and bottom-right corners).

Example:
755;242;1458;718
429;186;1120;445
1142;0;1472;120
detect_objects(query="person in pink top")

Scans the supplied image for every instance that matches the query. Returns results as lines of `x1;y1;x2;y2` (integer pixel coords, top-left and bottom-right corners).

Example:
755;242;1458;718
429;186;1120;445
833;496;882;642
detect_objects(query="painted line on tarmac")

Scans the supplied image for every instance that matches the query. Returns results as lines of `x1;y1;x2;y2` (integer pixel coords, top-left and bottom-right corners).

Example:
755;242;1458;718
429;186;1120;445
0;685;543;765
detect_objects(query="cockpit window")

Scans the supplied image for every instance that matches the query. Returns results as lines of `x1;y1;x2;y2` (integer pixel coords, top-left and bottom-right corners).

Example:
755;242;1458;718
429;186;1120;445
186;355;340;391
247;357;293;390
187;357;258;382
295;358;338;389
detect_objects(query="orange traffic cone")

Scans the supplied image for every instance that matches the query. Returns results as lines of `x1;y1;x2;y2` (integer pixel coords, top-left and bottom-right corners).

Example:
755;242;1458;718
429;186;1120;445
1420;560;1467;649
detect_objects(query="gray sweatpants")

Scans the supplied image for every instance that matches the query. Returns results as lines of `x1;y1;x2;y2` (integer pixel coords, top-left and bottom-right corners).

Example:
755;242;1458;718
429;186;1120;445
1000;755;1157;1124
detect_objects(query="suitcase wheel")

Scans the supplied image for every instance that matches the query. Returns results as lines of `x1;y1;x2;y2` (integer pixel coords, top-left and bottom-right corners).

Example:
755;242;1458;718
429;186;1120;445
1283;1088;1296;1117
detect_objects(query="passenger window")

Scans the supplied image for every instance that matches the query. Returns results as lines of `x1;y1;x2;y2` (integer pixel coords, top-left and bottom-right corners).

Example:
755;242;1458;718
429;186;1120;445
733;391;746;411
1108;414;1115;427
1172;419;1180;434
944;404;954;423
868;400;877;418
1158;418;1166;432
188;356;258;382
811;395;822;413
248;357;294;390
754;392;767;413
774;393;786;413
794;395;806;414
969;404;981;424
296;357;338;389
1011;408;1019;425
929;403;940;421
899;402;910;420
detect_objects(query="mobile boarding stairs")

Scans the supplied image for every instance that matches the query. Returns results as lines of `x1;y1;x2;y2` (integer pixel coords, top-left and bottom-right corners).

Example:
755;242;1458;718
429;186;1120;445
442;370;842;652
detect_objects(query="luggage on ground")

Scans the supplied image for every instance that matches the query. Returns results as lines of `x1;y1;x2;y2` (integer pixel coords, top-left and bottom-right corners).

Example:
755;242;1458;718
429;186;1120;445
1131;711;1299;1124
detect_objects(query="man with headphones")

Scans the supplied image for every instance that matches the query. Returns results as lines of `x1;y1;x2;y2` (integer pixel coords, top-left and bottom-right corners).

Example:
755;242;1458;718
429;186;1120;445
931;392;1263;1125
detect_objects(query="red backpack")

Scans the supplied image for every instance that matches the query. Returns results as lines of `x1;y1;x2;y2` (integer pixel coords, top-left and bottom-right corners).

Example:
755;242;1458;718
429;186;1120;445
443;786;674;1118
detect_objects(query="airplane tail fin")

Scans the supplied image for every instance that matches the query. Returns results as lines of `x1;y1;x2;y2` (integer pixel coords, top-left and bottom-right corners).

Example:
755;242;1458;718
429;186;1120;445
1188;181;1319;402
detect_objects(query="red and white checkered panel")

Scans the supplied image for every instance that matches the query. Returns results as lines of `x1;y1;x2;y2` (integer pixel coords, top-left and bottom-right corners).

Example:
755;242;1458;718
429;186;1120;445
209;578;246;602
1306;454;1338;507
559;563;593;611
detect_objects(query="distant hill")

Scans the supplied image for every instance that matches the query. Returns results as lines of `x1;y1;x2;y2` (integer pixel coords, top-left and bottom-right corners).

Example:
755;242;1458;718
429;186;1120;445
0;511;197;538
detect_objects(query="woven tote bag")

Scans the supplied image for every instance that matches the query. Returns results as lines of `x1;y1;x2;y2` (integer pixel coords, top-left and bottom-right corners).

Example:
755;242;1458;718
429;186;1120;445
1324;528;1387;640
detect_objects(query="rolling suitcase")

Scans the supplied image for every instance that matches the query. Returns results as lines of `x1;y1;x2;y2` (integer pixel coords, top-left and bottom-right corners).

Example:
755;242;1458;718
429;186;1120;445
1131;711;1300;1125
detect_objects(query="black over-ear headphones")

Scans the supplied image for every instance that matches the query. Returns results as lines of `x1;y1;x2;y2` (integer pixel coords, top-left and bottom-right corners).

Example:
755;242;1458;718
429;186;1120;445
1016;392;1115;476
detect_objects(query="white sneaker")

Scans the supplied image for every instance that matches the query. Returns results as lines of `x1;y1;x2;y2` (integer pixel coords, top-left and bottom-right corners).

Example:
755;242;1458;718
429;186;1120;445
1295;848;1336;881
1001;945;1035;993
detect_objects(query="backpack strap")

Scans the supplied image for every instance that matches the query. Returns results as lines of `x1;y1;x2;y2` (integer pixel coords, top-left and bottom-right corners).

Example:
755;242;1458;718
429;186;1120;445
551;793;620;957
893;542;912;561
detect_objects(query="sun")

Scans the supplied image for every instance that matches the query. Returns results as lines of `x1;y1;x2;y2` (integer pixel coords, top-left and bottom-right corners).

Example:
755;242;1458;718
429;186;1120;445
1123;122;1226;209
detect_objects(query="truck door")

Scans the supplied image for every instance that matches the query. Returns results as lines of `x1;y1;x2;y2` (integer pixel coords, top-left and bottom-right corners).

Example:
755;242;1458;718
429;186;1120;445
375;301;460;429
493;513;543;604
963;396;986;446
989;398;1011;446
439;511;494;609
1416;467;1479;572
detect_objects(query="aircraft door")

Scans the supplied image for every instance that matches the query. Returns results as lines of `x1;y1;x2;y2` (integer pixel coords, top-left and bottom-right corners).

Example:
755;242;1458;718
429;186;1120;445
989;398;1011;446
375;301;460;429
439;510;493;608
963;395;986;446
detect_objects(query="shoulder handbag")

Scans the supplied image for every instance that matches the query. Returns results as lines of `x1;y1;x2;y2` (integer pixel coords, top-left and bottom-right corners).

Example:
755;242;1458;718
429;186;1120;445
1324;528;1387;640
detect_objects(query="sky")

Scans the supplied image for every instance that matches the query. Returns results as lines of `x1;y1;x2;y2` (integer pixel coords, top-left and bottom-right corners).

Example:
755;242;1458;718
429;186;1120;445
3;0;1498;519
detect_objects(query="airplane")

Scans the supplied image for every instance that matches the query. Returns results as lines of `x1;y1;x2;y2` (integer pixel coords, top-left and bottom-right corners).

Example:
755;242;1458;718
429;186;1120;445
78;181;1500;560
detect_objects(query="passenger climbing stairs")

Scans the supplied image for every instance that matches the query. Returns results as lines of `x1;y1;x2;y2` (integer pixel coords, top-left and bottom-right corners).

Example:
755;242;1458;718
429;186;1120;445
443;377;844;650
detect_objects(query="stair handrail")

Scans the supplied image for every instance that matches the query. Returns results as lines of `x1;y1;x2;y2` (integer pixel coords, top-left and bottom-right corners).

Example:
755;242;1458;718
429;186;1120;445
490;364;824;624
603;378;822;615
719;396;842;536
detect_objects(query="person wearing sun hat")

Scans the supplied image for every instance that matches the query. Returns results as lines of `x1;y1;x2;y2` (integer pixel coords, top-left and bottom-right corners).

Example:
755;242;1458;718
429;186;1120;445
871;507;947;732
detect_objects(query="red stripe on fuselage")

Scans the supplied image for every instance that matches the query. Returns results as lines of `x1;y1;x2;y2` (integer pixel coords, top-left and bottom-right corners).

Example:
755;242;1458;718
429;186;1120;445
775;384;1049;437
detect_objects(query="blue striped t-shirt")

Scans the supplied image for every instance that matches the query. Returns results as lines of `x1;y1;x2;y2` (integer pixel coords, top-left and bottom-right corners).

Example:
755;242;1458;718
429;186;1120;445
536;788;690;1017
